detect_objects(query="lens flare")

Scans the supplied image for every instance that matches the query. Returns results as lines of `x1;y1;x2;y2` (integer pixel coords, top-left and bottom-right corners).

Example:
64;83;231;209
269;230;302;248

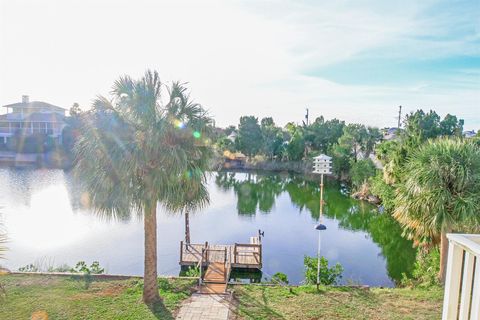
193;131;201;139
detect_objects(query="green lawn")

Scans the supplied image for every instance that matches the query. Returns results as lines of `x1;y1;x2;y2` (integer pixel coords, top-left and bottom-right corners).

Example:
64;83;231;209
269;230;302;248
231;285;444;320
0;274;197;320
0;274;444;320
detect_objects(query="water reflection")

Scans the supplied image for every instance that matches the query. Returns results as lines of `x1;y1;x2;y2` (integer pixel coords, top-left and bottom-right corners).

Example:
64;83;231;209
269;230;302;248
215;171;416;282
0;169;416;286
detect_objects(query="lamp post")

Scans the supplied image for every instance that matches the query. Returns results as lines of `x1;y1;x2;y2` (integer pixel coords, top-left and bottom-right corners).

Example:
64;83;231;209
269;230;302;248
312;154;332;290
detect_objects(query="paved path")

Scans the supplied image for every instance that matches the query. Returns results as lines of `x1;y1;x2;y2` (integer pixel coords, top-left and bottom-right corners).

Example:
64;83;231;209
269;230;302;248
176;293;232;320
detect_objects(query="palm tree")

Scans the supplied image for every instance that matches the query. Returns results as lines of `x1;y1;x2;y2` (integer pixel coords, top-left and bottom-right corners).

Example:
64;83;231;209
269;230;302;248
393;138;480;283
74;70;212;303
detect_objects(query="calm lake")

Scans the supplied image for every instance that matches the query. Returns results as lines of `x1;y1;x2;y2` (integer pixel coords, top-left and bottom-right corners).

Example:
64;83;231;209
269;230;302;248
0;169;416;286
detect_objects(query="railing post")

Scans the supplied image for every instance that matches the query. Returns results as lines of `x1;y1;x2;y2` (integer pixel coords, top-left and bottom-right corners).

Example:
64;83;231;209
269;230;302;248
458;251;475;319
442;238;465;320
234;243;237;264
199;248;203;286
470;257;480;320
180;241;183;263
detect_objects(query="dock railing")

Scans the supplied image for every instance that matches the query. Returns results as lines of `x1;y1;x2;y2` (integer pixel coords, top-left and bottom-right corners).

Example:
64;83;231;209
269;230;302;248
233;243;262;265
442;233;480;320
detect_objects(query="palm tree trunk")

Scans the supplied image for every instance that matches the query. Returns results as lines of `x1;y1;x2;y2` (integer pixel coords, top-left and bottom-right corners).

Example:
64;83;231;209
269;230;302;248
185;209;190;244
143;200;161;304
439;229;449;285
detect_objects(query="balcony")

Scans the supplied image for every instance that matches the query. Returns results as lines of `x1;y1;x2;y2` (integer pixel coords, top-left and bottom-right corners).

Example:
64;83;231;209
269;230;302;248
442;234;480;320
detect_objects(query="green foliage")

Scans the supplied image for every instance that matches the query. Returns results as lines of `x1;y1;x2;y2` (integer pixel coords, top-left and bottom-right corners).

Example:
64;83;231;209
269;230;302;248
72;261;104;274
401;248;440;288
331;143;351;178
260;117;285;159
18;264;39;272
286;129;305;161
271;272;289;285
369;172;396;213
304;117;345;153
350;159;376;189
303;256;343;285
216;136;236;152
394;138;480;243
403;110;463;147
237;116;263;157
184;266;200;277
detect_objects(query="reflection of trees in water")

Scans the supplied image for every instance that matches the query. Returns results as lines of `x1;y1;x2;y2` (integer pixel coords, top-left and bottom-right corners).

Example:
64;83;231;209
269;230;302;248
215;172;283;215
215;171;416;282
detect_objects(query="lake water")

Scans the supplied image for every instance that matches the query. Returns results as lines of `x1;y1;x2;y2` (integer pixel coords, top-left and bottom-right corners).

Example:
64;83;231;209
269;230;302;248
0;169;416;287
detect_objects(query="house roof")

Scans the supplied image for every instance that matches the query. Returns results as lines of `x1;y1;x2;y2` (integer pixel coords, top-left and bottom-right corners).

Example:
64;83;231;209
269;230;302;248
3;101;65;111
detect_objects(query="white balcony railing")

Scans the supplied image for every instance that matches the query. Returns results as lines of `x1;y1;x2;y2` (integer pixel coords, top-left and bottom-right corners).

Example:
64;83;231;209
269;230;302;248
443;234;480;320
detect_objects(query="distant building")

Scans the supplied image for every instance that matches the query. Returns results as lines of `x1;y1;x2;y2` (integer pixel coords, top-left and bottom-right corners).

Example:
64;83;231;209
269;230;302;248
383;127;400;141
227;131;237;142
0;95;66;144
463;130;477;139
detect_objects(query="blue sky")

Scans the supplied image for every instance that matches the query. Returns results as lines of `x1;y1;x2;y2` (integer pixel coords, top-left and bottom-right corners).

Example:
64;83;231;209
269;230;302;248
1;0;479;129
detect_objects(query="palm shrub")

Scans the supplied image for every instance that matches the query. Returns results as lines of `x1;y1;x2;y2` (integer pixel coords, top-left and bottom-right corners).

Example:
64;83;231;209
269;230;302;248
74;70;212;303
393;138;480;283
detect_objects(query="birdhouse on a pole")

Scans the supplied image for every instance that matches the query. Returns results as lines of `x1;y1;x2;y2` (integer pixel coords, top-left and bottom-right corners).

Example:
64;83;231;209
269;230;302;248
313;154;332;175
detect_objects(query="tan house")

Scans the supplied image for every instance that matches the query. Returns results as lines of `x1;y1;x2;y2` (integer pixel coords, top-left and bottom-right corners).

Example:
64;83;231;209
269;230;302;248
0;95;66;144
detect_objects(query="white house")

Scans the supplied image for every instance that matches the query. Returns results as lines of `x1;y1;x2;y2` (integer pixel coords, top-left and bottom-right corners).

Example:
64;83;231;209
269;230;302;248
0;95;66;144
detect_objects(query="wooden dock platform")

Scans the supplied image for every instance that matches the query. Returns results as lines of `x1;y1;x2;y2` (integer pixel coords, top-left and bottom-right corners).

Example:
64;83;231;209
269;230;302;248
179;233;263;294
179;237;262;269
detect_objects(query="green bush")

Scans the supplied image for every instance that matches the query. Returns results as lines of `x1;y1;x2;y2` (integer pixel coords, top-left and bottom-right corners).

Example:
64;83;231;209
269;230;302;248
71;261;104;275
350;159;376;189
271;272;289;285
304;256;343;285
369;172;396;213
18;264;39;272
184;266;200;277
401;248;440;288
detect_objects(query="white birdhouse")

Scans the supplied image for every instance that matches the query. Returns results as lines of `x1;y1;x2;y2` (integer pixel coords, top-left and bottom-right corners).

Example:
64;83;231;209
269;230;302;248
313;154;332;175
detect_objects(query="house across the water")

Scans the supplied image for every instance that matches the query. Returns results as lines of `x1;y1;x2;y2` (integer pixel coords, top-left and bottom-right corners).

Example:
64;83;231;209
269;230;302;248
0;95;66;146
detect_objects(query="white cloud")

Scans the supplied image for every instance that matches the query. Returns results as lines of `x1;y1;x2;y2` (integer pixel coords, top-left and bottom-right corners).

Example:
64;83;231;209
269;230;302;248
0;0;478;130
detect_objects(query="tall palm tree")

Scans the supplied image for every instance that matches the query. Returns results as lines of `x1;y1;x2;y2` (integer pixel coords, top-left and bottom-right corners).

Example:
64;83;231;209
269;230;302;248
393;138;480;283
74;70;212;303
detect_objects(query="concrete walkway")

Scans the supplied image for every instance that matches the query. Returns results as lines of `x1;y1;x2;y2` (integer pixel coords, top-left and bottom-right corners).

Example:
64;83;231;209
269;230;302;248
176;293;232;320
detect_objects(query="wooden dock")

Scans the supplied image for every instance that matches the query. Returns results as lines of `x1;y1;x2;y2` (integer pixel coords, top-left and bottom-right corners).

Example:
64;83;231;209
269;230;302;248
179;233;263;294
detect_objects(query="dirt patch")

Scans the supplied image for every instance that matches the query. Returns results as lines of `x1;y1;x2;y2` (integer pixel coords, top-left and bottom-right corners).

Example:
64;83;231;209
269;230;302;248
5;274;62;288
70;283;127;300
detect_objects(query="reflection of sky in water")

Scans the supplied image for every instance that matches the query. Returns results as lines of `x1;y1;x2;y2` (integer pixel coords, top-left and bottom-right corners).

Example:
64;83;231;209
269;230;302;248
0;169;414;286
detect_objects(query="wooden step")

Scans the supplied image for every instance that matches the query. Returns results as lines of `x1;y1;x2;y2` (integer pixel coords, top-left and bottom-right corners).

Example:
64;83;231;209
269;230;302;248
199;282;227;294
204;262;226;283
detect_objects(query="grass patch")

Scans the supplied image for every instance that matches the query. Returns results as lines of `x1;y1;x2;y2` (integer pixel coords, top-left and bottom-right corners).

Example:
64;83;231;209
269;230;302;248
0;274;197;320
231;285;443;320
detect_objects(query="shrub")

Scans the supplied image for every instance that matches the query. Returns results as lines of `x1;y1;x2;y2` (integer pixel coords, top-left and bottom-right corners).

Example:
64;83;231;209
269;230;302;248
72;261;104;274
401;248;440;288
271;272;289;285
18;264;39;272
304;256;343;285
369;172;396;213
184;266;200;277
350;159;376;189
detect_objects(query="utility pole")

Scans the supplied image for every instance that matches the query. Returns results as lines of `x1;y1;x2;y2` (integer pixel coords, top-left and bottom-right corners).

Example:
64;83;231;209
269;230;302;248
397;105;402;129
305;108;309;126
